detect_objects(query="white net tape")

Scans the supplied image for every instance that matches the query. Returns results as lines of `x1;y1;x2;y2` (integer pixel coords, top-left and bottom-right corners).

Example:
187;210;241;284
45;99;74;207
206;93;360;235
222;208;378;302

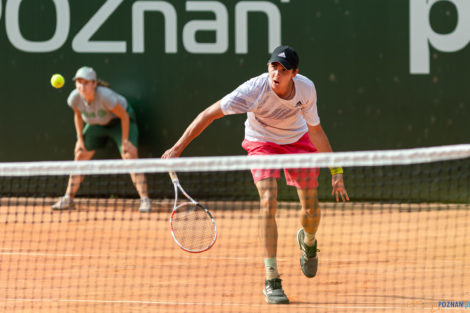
0;144;469;176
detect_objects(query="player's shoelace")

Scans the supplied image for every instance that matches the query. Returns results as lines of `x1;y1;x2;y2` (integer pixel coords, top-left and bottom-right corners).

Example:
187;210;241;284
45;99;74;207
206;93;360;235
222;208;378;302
301;240;319;259
265;278;283;293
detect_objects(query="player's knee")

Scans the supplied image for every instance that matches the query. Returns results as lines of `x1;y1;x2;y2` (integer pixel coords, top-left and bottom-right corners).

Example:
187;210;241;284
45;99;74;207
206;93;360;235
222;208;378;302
74;149;89;161
259;193;277;215
122;145;138;160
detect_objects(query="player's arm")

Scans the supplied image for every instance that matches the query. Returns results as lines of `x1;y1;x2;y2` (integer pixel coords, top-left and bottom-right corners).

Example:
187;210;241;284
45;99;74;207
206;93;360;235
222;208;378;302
162;100;225;158
306;123;333;153
72;107;86;153
307;123;349;202
111;102;130;144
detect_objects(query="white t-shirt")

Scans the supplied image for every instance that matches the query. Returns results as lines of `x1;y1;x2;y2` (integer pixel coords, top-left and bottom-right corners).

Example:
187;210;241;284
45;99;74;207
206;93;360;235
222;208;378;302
220;73;320;144
68;86;128;125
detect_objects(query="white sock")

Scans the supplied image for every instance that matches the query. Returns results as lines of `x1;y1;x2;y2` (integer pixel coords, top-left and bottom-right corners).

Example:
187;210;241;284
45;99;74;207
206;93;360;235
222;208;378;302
303;229;316;247
141;196;149;202
63;194;71;200
264;257;280;280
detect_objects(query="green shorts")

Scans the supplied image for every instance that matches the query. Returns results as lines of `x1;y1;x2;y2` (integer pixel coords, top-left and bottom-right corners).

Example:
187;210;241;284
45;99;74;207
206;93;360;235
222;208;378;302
83;106;139;154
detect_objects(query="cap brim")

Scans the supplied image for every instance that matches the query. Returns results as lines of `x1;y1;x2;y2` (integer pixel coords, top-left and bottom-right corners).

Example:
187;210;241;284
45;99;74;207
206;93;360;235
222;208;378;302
72;75;95;81
268;57;293;70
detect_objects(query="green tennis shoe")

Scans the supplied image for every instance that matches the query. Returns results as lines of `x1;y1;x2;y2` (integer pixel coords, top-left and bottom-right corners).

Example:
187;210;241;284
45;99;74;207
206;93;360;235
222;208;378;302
297;228;319;278
263;278;289;304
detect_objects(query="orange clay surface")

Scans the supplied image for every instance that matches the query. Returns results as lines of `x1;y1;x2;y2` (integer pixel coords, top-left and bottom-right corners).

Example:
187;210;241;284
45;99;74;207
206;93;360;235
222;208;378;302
1;198;469;313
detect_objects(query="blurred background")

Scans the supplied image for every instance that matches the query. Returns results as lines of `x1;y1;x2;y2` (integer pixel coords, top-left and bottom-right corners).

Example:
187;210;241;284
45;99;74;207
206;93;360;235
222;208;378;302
0;0;468;162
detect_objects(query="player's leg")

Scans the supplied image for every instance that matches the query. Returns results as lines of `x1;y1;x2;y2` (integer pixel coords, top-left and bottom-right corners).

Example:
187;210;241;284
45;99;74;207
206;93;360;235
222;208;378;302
121;139;148;197
242;139;289;303
284;165;320;278
51;143;95;210
296;187;320;278
117;122;152;213
298;188;320;235
256;177;278;264
256;177;289;304
66;145;95;196
282;133;321;277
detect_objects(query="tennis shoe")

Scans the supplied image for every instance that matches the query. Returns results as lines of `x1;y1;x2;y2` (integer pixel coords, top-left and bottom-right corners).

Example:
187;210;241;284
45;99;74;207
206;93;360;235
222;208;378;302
139;198;152;213
297;228;319;278
51;196;75;210
263;278;289;304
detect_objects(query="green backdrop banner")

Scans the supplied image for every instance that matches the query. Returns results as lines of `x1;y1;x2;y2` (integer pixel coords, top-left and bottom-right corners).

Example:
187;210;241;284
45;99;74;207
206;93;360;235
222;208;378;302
0;0;469;162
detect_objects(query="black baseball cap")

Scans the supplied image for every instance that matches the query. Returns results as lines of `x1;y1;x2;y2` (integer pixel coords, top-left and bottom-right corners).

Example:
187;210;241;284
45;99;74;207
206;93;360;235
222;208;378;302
268;45;299;70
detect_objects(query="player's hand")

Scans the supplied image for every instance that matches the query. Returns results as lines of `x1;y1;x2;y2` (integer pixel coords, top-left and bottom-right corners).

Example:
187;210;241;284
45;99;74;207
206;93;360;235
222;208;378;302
332;173;349;202
162;147;182;159
74;138;86;154
121;139;131;156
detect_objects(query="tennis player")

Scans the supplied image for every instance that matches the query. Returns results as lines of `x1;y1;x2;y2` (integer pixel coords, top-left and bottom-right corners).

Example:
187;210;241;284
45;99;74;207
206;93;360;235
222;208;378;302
51;66;152;213
162;46;349;304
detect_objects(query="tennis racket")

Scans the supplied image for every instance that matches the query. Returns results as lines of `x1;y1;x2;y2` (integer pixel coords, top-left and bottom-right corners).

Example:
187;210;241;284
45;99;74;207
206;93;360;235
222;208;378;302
169;171;217;253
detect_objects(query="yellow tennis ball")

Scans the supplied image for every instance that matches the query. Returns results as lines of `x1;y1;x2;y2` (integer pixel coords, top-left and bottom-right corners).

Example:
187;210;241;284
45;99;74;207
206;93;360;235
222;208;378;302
50;74;65;88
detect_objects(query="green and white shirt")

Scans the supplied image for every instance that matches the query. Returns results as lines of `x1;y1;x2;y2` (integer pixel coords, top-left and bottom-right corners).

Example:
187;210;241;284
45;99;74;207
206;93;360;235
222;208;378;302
67;86;128;125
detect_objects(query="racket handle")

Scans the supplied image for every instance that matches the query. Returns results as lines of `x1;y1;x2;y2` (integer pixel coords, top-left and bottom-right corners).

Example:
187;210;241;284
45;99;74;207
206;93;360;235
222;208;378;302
169;171;179;183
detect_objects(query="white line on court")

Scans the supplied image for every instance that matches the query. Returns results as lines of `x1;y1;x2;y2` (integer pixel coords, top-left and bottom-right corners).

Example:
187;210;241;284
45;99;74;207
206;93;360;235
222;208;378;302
0;297;438;311
0;249;467;265
0;249;258;261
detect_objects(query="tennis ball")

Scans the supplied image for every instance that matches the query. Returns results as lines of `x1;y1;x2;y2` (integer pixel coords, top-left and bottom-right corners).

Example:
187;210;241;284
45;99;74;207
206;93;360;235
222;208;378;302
50;74;65;88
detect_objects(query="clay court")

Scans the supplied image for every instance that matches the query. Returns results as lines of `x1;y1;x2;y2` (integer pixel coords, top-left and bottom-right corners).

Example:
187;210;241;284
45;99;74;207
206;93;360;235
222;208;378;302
1;199;469;313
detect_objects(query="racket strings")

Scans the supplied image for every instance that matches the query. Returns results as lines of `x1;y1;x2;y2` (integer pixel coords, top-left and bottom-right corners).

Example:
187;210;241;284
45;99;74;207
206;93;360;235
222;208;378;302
172;204;216;251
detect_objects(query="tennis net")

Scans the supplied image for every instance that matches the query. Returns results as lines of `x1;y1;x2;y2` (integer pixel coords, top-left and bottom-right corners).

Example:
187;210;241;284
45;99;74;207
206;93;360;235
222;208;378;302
0;144;469;313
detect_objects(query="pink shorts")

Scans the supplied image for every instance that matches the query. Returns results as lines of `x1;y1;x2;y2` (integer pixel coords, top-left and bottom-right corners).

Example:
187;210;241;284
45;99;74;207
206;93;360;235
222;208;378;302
241;133;320;189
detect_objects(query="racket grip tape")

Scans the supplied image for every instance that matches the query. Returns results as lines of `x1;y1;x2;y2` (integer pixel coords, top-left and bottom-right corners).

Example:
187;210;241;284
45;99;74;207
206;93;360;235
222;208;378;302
169;171;179;182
